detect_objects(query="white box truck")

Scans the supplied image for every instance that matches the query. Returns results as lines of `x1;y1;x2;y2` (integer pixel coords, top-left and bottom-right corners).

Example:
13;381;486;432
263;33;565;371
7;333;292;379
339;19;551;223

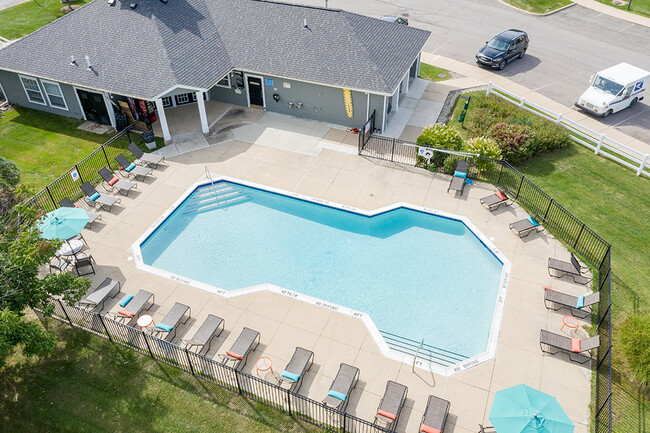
575;63;649;117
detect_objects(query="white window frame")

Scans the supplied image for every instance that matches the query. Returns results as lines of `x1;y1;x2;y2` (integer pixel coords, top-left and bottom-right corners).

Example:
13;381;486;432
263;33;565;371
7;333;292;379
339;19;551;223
19;75;46;106
161;96;174;108
40;79;68;111
175;93;190;105
214;74;231;89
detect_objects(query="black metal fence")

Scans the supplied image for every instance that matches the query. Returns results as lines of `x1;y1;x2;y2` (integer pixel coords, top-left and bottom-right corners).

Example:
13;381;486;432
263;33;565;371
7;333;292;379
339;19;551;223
359;133;613;433
24;125;139;213
40;299;393;433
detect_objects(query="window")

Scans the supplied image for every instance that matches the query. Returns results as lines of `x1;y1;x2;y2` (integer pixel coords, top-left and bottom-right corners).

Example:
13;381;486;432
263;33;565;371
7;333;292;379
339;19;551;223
161;96;173;108
175;93;190;105
41;80;68;110
19;75;46;105
215;74;230;88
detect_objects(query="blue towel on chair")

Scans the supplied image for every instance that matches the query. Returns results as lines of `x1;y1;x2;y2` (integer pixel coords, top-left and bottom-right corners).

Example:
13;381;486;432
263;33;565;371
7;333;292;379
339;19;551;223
125;163;136;172
328;390;347;401
281;371;300;382
119;295;133;307
576;295;585;309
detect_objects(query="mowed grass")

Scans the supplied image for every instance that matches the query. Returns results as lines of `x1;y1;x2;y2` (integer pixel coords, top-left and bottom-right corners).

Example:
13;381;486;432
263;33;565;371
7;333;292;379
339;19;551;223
0;321;319;433
0;0;91;40
0;107;115;190
418;63;452;82
501;0;573;14
594;0;650;19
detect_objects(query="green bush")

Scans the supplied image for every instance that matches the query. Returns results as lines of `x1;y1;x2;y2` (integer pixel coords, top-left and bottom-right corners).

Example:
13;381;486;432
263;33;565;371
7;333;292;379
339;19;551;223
487;122;534;164
442;155;460;174
416;124;464;167
464;137;501;171
530;121;571;154
620;310;650;394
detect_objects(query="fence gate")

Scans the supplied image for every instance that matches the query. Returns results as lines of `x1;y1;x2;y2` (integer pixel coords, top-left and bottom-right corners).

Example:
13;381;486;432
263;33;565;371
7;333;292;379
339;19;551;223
358;109;375;154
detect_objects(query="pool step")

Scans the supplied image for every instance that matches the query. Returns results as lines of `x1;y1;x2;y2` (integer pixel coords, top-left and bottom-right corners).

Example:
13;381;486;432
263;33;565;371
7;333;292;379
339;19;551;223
380;331;469;368
190;186;234;200
183;188;250;215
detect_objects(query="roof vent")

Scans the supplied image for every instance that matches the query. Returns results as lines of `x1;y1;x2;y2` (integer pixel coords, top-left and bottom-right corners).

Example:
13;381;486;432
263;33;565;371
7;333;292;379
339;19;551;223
160;0;168;3
107;0;115;5
70;55;76;65
85;55;93;70
129;3;137;9
303;18;307;28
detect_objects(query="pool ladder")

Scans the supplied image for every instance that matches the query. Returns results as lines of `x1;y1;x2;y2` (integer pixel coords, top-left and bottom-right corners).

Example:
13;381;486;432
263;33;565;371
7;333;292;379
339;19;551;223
183;168;250;214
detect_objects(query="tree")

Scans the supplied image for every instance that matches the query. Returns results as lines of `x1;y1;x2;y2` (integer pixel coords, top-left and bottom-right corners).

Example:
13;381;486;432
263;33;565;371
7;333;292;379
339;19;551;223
0;160;90;366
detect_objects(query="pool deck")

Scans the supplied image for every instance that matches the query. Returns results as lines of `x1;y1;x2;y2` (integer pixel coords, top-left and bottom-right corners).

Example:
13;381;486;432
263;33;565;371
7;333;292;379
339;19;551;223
75;111;593;433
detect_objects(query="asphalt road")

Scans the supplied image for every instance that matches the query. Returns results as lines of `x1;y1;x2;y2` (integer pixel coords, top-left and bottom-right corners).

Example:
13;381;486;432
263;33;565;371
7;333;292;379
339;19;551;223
293;0;650;144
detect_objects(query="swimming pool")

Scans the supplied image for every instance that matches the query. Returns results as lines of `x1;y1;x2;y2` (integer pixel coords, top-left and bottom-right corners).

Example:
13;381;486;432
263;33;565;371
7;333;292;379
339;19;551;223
134;177;510;374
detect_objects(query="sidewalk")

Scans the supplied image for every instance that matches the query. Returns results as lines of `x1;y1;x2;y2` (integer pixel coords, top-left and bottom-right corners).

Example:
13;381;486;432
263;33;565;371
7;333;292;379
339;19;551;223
570;0;650;28
421;52;650;155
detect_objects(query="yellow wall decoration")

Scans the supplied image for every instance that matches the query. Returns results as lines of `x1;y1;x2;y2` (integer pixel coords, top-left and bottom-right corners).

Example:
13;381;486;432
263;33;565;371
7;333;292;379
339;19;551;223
343;89;353;118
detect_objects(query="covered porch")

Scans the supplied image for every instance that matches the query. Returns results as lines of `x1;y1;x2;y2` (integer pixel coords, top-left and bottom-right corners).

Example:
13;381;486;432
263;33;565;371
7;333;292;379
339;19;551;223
151;95;232;141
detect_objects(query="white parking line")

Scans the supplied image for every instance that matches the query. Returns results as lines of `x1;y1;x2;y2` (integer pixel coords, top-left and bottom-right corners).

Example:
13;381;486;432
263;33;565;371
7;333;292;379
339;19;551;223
431;41;448;54
611;106;650;127
533;80;563;92
609;23;635;38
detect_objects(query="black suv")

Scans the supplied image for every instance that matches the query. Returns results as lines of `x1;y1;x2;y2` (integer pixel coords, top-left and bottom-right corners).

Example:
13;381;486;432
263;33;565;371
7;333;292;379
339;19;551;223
475;29;528;70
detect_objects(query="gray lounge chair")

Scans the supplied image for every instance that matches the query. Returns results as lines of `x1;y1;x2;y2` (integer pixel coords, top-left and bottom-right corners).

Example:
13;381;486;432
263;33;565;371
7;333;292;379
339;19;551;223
80;182;121;212
548;253;592;285
544;288;600;319
374;381;408;429
98;167;136;196
509;216;544;238
420;395;450;433
447;160;469;195
540;329;600;363
113;289;154;321
480;189;510;211
184;314;224;352
129;142;164;168
59;197;102;228
151;302;191;340
220;327;260;370
115;154;152;181
278;347;314;393
322;363;359;411
49;252;70;273
78;277;121;311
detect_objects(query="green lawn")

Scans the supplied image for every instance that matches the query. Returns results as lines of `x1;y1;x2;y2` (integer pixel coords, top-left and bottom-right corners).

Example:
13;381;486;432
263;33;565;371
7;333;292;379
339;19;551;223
0;321;319;433
449;90;650;433
594;0;650;18
501;0;573;14
0;0;90;40
418;63;452;82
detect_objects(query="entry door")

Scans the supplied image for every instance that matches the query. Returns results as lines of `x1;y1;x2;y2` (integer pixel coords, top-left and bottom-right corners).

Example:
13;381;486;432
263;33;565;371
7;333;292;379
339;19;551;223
247;76;264;108
76;89;110;125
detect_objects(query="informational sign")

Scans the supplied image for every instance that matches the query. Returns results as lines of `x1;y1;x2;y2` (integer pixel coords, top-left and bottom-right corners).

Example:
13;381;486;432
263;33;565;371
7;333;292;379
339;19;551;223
283;82;291;89
343;89;353;118
70;168;80;182
265;78;273;87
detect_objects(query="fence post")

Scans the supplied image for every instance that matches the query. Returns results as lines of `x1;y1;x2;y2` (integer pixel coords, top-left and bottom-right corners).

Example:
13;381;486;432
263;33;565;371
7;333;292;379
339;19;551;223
142;331;154;358
556;113;563;125
343;412;347;432
496;163;504;185
98;314;113;342
574;224;585;248
235;369;243;394
57;299;73;326
391;138;396;162
486;81;492;95
515;175;525;199
286;389;292;416
184;348;195;375
544;198;553;220
45;186;57;209
637;154;648;176
519;97;525;108
101;145;111;168
74;164;84;184
595;134;605;155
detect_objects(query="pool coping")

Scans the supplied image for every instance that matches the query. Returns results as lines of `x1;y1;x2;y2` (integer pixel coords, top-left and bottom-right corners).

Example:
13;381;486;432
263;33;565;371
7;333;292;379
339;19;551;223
130;175;512;377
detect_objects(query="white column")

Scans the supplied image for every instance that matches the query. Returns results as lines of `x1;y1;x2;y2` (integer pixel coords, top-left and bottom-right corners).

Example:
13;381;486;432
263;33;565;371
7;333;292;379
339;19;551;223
381;95;387;132
154;98;171;141
196;91;209;134
392;90;399;113
401;71;409;94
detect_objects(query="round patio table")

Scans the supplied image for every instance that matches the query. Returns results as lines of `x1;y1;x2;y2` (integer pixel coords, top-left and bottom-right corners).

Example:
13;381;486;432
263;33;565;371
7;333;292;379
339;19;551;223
137;314;155;331
256;356;274;378
561;315;579;333
58;239;83;256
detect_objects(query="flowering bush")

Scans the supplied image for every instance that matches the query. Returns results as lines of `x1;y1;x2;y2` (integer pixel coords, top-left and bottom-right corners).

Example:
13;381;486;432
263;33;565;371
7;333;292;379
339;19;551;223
487;122;533;164
464;137;501;171
416;124;464;167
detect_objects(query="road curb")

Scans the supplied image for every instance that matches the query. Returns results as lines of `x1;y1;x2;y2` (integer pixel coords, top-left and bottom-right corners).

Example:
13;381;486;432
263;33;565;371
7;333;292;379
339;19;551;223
494;0;577;17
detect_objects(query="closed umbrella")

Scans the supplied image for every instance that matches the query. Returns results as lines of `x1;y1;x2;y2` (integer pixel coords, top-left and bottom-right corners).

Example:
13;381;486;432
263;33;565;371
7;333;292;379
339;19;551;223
489;384;574;433
38;207;89;241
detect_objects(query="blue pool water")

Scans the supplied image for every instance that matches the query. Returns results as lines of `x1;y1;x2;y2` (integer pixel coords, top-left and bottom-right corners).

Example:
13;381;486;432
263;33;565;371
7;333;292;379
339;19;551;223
140;182;503;358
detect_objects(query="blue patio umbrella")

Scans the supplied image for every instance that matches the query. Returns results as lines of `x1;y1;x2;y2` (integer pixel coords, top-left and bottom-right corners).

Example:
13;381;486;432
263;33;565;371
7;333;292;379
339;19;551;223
38;207;89;241
489;384;574;433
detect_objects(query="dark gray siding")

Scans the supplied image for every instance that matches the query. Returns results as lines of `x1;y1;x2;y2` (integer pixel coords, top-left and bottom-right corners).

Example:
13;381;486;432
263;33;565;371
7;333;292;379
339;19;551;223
260;74;368;129
209;83;248;106
369;93;385;132
0;70;84;119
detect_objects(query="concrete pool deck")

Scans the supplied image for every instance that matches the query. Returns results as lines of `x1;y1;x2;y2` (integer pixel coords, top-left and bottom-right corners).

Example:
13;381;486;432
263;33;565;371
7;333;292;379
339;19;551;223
74;116;593;433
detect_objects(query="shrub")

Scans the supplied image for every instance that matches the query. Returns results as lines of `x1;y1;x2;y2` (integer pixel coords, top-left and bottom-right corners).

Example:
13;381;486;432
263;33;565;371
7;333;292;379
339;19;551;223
487;122;533;164
464;137;501;171
620;310;650;394
530;121;570;154
442;155;460;174
416;124;464;167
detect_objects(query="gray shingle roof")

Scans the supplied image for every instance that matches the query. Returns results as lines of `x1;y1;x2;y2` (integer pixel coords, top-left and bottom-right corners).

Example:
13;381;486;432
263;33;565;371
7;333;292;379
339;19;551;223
0;0;430;99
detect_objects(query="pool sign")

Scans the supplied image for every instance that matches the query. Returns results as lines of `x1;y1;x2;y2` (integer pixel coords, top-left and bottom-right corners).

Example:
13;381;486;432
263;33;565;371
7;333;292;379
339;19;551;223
70;168;80;182
265;78;273;87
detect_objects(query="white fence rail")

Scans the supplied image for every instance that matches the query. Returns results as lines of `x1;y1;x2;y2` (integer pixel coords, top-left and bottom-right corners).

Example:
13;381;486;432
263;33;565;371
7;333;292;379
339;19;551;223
486;82;650;177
